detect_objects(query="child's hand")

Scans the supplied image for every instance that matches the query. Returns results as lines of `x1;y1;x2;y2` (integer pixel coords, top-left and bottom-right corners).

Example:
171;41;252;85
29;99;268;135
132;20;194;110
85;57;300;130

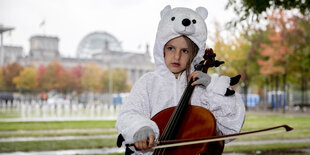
190;71;211;87
133;126;155;151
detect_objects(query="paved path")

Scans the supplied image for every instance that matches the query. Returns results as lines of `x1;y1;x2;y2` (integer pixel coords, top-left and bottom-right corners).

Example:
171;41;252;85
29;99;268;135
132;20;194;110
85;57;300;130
0;148;124;155
0;138;310;155
0;148;309;155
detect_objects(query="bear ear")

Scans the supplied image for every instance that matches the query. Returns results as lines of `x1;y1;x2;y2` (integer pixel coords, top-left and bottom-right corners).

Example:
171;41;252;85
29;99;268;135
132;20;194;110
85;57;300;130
160;5;171;19
196;7;208;20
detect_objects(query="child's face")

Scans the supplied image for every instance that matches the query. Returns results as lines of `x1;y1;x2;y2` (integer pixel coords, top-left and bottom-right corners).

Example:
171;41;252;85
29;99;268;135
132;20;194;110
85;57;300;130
164;36;190;77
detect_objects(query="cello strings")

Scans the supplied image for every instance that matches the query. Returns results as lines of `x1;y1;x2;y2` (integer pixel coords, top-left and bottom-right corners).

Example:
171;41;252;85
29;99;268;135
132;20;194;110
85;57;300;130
163;83;191;140
155;82;193;155
168;80;193;139
154;78;195;154
161;83;189;139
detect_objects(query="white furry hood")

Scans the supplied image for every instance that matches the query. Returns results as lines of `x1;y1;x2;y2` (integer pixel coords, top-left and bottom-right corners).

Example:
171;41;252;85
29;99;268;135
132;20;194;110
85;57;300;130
153;5;208;79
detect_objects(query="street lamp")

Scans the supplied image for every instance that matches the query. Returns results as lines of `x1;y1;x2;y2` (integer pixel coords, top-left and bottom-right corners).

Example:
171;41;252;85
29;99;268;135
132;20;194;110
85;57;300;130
108;62;113;105
0;24;15;66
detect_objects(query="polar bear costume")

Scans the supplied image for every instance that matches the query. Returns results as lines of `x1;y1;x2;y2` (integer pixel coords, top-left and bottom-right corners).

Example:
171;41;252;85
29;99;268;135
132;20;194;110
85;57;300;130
116;5;245;154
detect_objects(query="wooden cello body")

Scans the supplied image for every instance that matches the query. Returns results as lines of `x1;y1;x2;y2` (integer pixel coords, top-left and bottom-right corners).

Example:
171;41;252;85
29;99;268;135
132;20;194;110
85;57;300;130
152;106;224;155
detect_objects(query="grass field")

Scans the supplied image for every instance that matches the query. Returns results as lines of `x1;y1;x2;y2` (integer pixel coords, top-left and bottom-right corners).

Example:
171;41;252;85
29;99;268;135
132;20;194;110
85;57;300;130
236;112;310;141
0;130;118;138
0;111;20;118
0;120;116;131
0;112;309;154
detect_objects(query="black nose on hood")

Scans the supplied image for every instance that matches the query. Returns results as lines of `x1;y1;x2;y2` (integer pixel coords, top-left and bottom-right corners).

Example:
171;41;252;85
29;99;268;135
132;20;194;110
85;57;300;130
182;18;191;27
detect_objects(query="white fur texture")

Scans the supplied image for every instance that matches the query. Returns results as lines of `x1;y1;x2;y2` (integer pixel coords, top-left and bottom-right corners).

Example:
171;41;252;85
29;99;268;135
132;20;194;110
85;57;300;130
154;5;208;79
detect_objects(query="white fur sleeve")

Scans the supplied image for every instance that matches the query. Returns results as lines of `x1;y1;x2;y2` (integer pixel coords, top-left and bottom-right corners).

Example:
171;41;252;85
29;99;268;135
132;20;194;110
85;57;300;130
198;74;245;143
115;76;160;144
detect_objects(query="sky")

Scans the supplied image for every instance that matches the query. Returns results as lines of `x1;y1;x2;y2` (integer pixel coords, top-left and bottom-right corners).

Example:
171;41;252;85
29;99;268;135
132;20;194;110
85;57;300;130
0;0;236;58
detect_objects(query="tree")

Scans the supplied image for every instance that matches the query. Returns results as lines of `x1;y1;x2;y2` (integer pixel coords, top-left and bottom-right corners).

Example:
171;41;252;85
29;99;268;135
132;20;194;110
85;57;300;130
60;69;77;93
39;61;69;92
81;64;103;92
102;69;131;93
111;69;131;93
0;69;4;89
286;15;310;110
210;22;237;76
2;62;24;90
68;65;84;93
37;65;47;89
13;67;38;91
226;0;310;26
257;10;309;112
258;28;292;111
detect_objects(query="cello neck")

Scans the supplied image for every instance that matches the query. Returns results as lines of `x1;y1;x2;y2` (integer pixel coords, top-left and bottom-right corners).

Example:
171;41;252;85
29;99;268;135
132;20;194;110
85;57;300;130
159;78;196;141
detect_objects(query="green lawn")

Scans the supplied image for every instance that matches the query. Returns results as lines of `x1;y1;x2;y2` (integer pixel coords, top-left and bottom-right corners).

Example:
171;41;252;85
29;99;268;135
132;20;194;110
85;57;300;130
236;112;310;141
0;130;118;138
242;112;310;131
0;138;116;152
0;112;309;154
0;120;116;131
0;111;20;118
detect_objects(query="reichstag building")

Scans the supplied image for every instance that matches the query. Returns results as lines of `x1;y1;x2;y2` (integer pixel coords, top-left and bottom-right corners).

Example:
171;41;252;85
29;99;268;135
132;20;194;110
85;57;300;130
5;31;154;85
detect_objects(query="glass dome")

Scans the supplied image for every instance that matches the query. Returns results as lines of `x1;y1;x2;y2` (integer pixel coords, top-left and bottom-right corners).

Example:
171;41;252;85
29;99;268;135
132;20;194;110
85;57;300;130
76;31;122;58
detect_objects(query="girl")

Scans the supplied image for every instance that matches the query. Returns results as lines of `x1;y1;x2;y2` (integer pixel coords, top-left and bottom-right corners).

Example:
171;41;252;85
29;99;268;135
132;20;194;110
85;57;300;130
116;5;245;154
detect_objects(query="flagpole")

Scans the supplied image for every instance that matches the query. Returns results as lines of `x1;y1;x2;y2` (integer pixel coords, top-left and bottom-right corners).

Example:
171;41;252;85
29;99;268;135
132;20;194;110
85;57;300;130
39;20;46;35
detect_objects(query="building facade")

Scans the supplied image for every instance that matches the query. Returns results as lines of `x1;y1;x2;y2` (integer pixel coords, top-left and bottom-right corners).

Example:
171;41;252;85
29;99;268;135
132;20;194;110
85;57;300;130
2;45;23;65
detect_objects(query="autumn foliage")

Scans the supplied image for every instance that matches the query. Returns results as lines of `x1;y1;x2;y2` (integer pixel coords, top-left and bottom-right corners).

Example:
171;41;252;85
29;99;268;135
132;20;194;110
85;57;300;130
257;29;291;76
2;62;24;90
13;67;38;90
257;10;294;77
1;61;130;93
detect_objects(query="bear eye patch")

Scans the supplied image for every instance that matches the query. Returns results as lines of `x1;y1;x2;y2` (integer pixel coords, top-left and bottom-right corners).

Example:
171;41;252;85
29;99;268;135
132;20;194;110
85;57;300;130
192;19;196;24
171;17;175;21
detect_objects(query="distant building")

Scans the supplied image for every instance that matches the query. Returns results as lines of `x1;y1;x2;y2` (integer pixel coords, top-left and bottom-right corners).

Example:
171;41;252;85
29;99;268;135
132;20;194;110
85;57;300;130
2;45;23;65
77;31;123;59
29;35;60;59
18;31;153;85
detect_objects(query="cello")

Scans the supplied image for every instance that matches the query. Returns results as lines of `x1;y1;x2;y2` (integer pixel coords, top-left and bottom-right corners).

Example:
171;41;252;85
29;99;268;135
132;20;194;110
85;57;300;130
150;48;228;155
